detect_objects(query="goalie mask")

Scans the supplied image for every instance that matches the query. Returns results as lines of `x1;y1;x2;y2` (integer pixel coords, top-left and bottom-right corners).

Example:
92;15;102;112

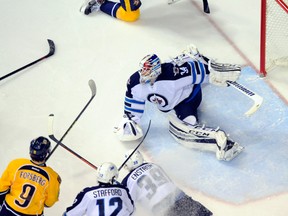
124;150;144;171
97;162;119;184
30;136;51;162
139;54;161;84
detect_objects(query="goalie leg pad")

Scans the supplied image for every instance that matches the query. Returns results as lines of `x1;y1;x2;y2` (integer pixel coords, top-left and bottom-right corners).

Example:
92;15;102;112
169;114;222;152
169;124;218;152
169;114;244;161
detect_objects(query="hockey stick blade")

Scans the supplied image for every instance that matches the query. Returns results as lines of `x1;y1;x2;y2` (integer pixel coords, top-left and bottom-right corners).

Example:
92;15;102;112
79;0;91;13
47;39;55;56
118;120;151;171
227;81;263;116
168;0;182;5
48;114;98;170
203;0;210;13
45;79;97;161
0;39;55;81
88;79;97;97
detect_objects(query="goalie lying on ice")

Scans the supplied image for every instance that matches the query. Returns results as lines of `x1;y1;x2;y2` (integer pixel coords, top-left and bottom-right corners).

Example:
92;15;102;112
114;44;244;161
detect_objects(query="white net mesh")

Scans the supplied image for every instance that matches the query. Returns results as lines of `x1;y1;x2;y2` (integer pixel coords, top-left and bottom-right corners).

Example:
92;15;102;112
264;0;288;72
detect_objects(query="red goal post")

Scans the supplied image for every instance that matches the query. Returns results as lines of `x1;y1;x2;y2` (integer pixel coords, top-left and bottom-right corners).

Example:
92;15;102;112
260;0;288;76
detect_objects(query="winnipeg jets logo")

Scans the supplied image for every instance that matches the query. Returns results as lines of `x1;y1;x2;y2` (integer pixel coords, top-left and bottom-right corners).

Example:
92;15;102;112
147;93;168;107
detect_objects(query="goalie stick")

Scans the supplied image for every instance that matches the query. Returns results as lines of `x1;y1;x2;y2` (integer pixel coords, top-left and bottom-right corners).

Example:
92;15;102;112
168;0;210;14
226;81;263;116
0;39;55;81
48;114;98;170
118;120;151;171
45;79;97;162
181;47;263;116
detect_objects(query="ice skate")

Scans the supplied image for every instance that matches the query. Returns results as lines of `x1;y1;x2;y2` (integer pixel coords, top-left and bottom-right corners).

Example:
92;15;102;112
80;0;105;15
216;139;244;161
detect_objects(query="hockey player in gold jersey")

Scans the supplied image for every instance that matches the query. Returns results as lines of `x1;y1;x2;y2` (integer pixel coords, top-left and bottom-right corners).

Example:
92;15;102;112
0;136;61;216
81;0;141;22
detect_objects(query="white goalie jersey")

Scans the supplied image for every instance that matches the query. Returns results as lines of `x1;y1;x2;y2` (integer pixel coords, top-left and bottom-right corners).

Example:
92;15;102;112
124;58;210;123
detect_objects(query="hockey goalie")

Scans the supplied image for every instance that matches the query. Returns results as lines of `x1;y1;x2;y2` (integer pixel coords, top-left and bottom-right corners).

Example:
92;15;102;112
115;44;244;161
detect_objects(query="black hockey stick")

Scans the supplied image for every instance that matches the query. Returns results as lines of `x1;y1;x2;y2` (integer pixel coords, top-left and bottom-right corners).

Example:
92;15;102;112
168;0;210;13
0;39;55;81
118;120;151;171
45;79;97;162
49;114;120;184
203;0;210;13
48;114;98;170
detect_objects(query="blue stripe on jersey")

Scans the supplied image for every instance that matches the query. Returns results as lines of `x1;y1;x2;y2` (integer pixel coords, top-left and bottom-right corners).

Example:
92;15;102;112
198;61;205;83
124;106;144;113
125;97;145;105
189;62;197;83
185;84;201;102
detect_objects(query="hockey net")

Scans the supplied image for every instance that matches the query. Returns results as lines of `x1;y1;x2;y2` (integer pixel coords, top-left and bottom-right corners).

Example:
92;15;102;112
260;0;288;76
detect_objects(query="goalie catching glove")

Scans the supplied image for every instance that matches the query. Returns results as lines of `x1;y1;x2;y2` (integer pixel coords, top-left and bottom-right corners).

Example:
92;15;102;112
179;44;241;87
114;115;143;141
208;60;241;87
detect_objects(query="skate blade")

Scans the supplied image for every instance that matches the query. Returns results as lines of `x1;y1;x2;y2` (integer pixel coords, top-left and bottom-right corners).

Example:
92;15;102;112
79;0;90;13
224;146;244;161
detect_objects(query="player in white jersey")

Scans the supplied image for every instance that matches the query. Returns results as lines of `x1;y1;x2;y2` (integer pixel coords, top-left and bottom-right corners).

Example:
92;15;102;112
121;150;213;216
115;44;244;161
63;162;134;216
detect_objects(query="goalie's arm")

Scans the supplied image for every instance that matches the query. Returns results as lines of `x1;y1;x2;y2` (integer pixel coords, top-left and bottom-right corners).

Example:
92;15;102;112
124;72;146;123
124;96;145;124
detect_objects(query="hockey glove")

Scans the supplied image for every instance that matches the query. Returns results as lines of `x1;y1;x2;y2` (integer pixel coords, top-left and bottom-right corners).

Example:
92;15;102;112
114;115;143;141
209;60;241;87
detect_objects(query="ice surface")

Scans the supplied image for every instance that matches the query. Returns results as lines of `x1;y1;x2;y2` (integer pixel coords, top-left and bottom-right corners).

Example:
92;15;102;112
1;0;288;216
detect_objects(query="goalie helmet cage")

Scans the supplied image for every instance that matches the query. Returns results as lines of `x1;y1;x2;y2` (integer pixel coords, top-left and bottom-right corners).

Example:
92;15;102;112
260;0;288;76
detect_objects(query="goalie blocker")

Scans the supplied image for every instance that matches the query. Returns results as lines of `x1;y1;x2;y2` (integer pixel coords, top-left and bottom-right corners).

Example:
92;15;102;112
168;114;244;161
114;115;143;141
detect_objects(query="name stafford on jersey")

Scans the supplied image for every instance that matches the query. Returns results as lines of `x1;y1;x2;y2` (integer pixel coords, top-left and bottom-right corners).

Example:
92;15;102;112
93;189;123;198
